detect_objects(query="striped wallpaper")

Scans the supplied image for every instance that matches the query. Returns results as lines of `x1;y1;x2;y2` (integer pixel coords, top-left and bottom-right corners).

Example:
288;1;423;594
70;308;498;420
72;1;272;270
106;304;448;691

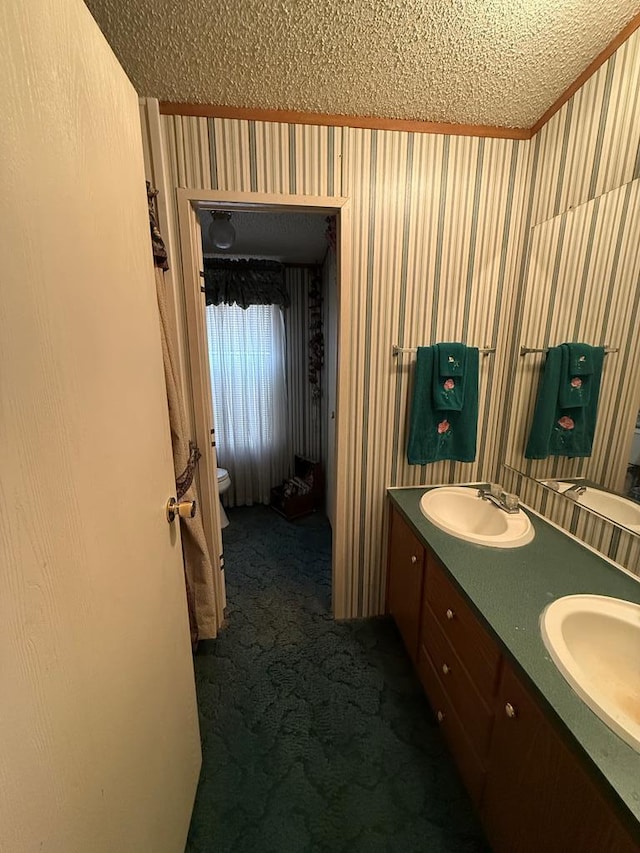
505;177;640;491
141;26;640;614
320;248;338;525
500;26;640;577
340;128;530;616
152;113;530;617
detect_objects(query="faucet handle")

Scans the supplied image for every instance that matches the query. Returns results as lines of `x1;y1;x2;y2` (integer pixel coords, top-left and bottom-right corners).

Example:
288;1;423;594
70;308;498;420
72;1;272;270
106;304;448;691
504;493;520;511
489;483;503;499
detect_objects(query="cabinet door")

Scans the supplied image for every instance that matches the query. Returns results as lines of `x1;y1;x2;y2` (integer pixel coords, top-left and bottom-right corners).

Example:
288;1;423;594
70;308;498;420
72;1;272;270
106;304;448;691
387;508;425;663
482;662;638;853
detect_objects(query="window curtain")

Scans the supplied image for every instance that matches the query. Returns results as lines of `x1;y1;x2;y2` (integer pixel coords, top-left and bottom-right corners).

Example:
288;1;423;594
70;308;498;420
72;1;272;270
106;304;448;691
206;303;289;506
203;258;289;309
284;267;324;462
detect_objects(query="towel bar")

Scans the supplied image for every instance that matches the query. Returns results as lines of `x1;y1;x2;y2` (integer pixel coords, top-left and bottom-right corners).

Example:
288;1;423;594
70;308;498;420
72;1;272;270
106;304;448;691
392;345;496;357
519;345;618;357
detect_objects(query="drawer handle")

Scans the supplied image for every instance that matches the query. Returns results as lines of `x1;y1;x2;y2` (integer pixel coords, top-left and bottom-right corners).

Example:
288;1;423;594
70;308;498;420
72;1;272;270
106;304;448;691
505;702;517;719
436;710;445;723
410;555;418;564
441;663;451;675
445;608;455;620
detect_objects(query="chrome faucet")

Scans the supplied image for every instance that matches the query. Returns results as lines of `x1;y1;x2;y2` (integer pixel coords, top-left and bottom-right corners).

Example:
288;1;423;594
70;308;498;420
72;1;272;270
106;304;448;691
564;483;587;500
477;484;521;514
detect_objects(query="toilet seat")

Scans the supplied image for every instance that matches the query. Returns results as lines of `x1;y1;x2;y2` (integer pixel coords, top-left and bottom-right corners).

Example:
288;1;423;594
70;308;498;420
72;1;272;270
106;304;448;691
217;467;231;490
216;467;231;529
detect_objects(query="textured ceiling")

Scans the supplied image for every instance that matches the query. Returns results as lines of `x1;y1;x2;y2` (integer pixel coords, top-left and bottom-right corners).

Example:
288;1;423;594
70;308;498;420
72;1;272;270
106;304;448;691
199;209;329;263
85;0;640;127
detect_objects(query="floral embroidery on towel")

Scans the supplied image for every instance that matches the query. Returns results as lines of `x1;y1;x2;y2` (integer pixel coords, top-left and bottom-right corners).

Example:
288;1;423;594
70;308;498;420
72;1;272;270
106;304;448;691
443;378;455;390
558;416;575;430
437;419;450;434
570;377;582;388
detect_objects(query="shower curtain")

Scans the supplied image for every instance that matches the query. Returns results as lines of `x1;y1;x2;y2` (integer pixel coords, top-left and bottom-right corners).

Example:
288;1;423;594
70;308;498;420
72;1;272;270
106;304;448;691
148;184;219;645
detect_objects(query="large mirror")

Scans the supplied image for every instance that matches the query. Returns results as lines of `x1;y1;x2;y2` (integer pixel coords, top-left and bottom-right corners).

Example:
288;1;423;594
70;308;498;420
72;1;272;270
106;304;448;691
505;177;640;534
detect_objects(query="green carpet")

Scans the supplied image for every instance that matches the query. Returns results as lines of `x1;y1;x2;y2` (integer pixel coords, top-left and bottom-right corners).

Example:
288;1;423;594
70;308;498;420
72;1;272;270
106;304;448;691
186;506;490;853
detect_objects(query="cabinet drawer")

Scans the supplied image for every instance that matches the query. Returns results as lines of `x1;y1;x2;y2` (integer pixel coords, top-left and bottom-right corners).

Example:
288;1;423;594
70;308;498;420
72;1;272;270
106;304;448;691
387;509;425;663
422;603;495;758
417;644;486;808
425;555;500;704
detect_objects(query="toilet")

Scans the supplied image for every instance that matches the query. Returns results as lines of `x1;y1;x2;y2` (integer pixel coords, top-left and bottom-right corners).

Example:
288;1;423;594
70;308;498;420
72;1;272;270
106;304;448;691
216;467;231;528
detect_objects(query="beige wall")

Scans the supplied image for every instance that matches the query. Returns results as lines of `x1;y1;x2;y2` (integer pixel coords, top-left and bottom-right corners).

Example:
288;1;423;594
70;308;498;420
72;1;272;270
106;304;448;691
141;26;640;611
2;2;201;849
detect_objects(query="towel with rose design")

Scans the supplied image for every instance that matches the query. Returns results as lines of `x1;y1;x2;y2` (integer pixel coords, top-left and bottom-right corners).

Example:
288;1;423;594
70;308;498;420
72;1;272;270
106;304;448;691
407;344;479;465
525;342;605;459
432;342;468;411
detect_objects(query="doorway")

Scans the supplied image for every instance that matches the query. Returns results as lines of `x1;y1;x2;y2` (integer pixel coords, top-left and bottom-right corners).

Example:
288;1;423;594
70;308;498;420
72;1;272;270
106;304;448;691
200;208;331;519
176;190;351;618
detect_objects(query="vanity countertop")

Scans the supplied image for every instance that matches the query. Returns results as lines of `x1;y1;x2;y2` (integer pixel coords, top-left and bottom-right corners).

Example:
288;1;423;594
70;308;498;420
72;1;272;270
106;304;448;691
388;486;640;829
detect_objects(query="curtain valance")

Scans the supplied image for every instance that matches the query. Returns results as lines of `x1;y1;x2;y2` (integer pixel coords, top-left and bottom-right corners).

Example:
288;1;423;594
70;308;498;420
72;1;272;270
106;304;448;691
203;258;290;309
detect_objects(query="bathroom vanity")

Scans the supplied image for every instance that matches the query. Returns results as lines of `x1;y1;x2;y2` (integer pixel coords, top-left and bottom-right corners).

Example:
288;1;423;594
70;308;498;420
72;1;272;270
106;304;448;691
386;488;640;853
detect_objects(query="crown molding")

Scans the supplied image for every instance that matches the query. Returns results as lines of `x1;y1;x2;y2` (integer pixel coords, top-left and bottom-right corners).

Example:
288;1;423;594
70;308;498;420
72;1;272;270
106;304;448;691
159;102;530;139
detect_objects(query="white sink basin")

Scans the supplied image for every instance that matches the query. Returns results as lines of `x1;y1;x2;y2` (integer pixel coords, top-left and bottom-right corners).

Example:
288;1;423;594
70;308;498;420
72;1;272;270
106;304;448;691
419;486;535;548
547;481;640;531
541;595;640;752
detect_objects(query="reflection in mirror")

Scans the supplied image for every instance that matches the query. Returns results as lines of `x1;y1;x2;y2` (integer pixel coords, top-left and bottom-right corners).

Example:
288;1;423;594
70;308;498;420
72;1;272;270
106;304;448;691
536;477;640;532
504;177;640;536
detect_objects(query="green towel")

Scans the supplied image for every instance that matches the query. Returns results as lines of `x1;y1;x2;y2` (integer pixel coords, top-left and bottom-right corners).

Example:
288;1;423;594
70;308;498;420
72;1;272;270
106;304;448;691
438;342;465;377
558;345;591;408
525;343;605;459
433;343;466;411
407;345;479;464
566;342;594;375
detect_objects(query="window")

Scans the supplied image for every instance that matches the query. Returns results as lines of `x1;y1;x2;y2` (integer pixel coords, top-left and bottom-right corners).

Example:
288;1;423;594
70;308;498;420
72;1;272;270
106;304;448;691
206;303;289;506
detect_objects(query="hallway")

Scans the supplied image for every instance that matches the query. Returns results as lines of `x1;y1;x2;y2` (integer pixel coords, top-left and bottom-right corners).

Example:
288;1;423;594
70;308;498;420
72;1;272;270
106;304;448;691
186;507;489;853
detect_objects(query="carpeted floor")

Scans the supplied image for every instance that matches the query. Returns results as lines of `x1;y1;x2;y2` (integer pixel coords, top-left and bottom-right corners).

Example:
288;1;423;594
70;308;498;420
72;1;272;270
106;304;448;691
186;506;490;853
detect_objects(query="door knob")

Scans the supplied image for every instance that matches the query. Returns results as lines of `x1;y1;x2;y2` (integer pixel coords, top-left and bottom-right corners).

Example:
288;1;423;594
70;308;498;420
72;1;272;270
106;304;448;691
166;497;197;523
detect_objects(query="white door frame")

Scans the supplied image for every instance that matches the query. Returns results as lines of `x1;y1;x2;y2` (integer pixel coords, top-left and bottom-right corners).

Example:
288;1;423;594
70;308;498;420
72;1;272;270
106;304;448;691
176;188;352;618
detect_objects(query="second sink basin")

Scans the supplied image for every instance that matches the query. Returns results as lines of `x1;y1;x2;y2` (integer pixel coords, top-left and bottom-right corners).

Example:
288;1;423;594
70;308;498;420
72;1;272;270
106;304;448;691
419;486;535;548
541;595;640;753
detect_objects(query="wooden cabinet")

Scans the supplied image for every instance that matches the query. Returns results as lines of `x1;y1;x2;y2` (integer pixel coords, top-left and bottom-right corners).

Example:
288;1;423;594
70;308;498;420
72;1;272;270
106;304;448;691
386;505;640;850
387;508;425;664
416;631;487;805
417;553;501;807
483;660;638;853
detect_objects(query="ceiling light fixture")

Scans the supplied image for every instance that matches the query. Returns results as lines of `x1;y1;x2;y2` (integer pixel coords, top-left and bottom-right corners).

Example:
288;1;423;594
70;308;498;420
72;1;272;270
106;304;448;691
209;210;236;250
